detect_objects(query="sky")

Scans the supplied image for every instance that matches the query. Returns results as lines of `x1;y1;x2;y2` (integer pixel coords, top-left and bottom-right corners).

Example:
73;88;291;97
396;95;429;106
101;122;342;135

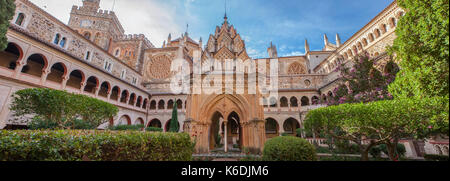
29;0;394;58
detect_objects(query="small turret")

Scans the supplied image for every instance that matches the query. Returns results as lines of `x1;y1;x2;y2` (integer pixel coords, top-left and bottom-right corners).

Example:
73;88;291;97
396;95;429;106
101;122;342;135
336;33;341;47
324;33;329;47
305;39;310;53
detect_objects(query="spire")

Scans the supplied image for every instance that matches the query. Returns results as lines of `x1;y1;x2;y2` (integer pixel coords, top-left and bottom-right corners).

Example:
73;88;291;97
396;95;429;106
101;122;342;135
163;40;166;48
168;33;172;42
185;24;189;37
324;33;329;46
336;33;341;47
224;0;228;20
199;37;203;49
305;39;310;53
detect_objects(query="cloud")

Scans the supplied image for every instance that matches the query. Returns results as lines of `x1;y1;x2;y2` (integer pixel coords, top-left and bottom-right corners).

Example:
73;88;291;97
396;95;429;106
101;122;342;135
282;51;305;57
29;0;183;47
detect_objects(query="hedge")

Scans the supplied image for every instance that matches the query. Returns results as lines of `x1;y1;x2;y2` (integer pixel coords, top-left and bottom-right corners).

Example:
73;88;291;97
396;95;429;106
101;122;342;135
146;127;163;132
109;124;144;131
0;130;194;161
262;136;317;161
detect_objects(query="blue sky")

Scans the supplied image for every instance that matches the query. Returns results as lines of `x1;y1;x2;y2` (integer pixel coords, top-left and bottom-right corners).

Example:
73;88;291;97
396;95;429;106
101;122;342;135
29;0;394;58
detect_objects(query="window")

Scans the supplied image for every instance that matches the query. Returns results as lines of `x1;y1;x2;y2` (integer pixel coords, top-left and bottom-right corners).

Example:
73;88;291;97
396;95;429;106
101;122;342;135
15;13;25;26
120;69;127;79
60;37;67;48
54;34;61;45
85;51;91;61
104;60;113;72
132;77;138;85
114;48;120;57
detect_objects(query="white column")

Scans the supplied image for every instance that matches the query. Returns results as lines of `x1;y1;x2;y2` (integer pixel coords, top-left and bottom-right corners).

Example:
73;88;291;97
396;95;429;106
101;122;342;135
224;121;228;153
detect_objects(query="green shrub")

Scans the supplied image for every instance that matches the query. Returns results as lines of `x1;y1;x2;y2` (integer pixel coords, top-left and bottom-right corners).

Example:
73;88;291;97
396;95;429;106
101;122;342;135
369;145;383;158
0;130;194;161
10;88;118;129
146;127;163;132
315;146;331;154
424;154;449;161
110;124;144;131
262;136;317;161
281;133;290;136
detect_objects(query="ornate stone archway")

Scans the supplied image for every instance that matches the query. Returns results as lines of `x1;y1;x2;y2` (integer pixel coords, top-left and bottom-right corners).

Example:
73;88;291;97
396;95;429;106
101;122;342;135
186;93;265;153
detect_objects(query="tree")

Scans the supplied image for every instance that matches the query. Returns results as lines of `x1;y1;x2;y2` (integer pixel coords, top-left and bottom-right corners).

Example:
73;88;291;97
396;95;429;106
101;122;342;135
169;101;179;132
328;54;398;105
304;97;448;161
0;0;16;50
388;0;449;99
10;88;118;129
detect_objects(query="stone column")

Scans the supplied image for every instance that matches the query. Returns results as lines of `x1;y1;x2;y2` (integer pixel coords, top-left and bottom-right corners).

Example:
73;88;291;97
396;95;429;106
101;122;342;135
40;68;51;85
224;120;228;152
61;74;70;90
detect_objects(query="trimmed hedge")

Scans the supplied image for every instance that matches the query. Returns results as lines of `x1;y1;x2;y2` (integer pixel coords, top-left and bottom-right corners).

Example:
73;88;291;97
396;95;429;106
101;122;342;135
109;124;144;131
146;127;163;132
0;130;194;161
262;136;317;161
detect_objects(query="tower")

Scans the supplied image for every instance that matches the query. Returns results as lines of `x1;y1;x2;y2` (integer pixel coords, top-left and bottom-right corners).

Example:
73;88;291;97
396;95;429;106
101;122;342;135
81;0;100;12
268;42;278;58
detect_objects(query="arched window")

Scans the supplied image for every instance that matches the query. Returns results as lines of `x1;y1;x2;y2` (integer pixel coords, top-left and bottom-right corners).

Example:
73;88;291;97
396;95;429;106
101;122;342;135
158;100;165;110
363;38;368;46
84;76;99;94
83;32;91;40
265;118;279;134
21;54;47;77
66;70;84;89
120;90;129;103
47;63;66;83
136;96;142;107
54;34;61;45
114;48;120;57
148;119;162;128
98;82;110;98
150;100;157;110
177;99;183;109
60;37;67;48
1;43;22;70
390;17;397;28
290;97;298;107
280;97;288;107
375;29;381;38
283;118;300;134
369;33;375;42
129;93;136;105
167;100;174;109
110;86;120;100
15;13;25;26
301;96;310;106
142;99;148;109
311;96;320;105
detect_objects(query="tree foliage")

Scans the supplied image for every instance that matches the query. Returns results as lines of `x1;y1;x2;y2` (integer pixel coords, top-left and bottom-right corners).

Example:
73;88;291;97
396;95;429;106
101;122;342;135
304;97;449;160
389;0;449;99
169;101;179;132
328;54;398;105
0;0;15;50
10;88;119;129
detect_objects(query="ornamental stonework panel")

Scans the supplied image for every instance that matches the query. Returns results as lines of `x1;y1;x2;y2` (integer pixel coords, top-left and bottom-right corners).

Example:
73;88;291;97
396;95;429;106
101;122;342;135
146;55;173;79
